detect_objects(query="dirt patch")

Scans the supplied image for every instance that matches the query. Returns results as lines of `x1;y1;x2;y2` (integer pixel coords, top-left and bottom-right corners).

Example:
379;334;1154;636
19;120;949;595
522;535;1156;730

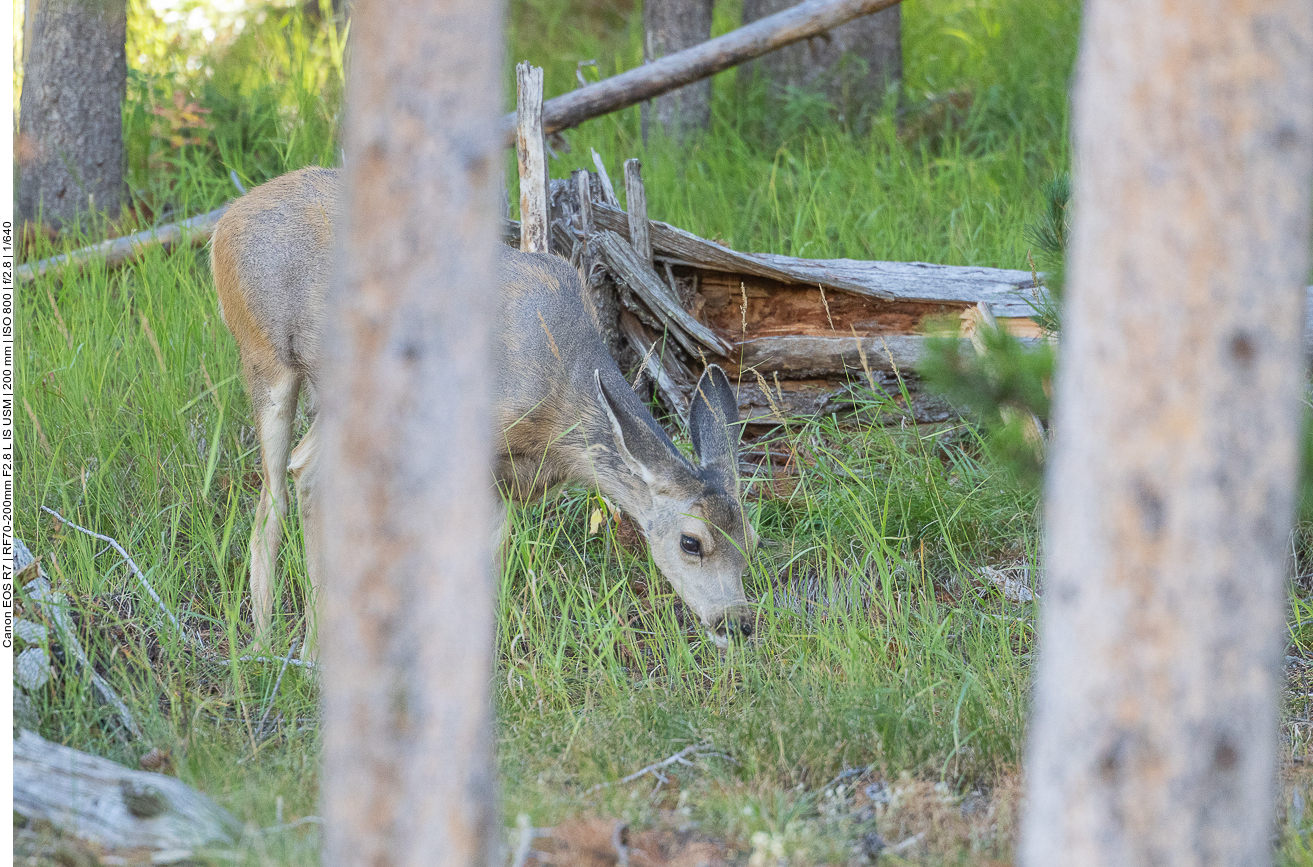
525;815;731;867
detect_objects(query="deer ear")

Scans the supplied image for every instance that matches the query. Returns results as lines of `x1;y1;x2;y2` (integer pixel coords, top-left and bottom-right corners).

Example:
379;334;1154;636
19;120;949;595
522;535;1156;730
594;369;688;489
689;365;741;482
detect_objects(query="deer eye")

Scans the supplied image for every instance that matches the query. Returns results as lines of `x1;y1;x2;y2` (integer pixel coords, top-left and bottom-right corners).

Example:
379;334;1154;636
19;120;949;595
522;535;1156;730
680;534;702;556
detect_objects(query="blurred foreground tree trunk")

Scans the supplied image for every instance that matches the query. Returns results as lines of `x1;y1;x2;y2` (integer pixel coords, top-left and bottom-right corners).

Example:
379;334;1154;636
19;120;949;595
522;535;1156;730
642;0;715;141
318;0;502;863
1022;2;1313;865
741;0;899;123
18;0;127;229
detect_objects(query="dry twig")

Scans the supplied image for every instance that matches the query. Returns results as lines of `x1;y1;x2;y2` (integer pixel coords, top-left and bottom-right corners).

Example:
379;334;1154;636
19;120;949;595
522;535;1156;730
255;639;299;740
41;506;199;647
587;742;736;794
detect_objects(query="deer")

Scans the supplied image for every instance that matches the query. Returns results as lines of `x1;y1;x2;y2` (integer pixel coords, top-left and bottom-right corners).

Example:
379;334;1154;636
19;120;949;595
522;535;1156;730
210;166;757;658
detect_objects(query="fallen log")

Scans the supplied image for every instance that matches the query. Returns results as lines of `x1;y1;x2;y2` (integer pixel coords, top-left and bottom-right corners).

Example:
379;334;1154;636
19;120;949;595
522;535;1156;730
13;728;240;852
17;205;228;283
499;0;905;144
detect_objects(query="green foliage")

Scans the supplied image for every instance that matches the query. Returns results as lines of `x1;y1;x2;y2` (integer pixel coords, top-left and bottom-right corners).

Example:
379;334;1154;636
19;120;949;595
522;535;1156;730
917;172;1066;488
920;327;1055;489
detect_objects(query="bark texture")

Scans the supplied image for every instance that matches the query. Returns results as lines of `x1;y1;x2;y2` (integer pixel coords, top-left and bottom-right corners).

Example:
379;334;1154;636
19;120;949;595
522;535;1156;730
18;0;127;228
642;0;715;140
1021;2;1313;865
742;0;900;120
318;0;503;864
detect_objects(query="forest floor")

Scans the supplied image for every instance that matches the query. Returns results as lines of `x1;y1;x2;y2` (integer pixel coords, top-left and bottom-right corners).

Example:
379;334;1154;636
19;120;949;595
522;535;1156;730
14;0;1313;864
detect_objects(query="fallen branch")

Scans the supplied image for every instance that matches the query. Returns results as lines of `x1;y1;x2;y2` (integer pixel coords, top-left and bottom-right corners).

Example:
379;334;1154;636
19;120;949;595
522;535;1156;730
500;0;904;144
221;654;318;669
254;638;299;740
508;814;552;867
587;742;736;793
18;205;229;283
15;538;142;739
41;506;199;647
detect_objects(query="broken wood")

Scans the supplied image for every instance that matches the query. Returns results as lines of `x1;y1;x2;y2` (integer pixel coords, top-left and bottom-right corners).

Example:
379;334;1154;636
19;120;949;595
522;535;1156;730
500;0;906;144
516;62;550;255
594;229;732;358
573;169;594;238
591;148;620;206
591;201;1044;316
620;311;692;420
735;333;927;378
623;159;652;265
13;728;240;851
17;205;228;283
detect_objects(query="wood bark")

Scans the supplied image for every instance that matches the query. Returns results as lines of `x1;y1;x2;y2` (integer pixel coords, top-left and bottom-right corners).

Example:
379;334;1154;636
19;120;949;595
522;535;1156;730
1021;2;1313;865
18;0;127;228
742;0;900;121
641;0;714;141
499;0;904;144
318;0;502;864
516;63;549;255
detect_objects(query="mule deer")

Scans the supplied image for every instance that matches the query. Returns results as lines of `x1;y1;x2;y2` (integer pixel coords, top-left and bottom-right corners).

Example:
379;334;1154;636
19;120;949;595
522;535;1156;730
211;167;756;656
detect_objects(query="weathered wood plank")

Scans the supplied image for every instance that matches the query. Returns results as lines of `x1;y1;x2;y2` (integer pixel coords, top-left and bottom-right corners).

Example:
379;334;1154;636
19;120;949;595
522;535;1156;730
13;728;240;851
573;169;594;238
592;201;1043;316
734;333;927;377
623;159;652;265
515;63;550;255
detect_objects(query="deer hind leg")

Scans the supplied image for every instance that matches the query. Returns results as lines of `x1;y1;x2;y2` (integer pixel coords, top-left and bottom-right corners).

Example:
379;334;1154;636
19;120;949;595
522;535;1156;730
288;418;322;660
248;367;301;644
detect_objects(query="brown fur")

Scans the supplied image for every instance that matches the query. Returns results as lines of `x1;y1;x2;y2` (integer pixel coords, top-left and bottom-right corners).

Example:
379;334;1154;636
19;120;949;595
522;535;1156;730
212;167;754;656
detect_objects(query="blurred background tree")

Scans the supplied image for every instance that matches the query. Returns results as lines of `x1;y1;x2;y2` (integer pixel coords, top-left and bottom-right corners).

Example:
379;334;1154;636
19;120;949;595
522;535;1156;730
18;0;128;230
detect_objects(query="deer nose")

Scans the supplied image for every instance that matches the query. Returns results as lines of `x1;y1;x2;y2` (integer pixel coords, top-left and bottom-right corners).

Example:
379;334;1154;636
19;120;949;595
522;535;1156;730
715;609;755;642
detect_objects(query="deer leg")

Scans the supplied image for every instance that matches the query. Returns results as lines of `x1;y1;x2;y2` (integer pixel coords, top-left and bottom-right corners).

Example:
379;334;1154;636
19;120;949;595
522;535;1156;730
289;418;322;661
248;369;301;645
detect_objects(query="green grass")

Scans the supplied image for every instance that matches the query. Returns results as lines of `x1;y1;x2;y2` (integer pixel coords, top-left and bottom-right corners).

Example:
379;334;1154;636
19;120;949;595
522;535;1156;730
17;0;1310;864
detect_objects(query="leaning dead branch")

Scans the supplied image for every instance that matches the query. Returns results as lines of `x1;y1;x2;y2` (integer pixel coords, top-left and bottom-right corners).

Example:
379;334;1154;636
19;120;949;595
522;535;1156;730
15;538;142;739
587;742;736;793
41;506;200;648
254;639;300;741
516;62;550;255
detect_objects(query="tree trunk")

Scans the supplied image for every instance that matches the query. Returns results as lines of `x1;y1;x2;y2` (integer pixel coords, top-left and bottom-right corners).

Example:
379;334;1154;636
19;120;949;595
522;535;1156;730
1021;1;1313;865
318;0;502;863
741;0;899;123
18;0;127;229
641;0;714;141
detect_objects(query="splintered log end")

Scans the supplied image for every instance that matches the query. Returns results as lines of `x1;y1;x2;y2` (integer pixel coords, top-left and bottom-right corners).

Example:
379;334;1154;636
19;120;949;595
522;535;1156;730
13;729;241;852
